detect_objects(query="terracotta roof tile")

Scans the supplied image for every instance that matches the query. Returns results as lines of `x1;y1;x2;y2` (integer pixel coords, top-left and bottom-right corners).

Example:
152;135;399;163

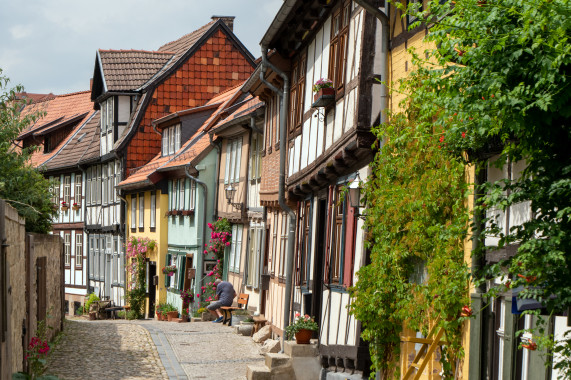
117;153;169;188
159;132;212;170
210;96;263;131
17;91;95;168
43;111;100;170
98;50;174;91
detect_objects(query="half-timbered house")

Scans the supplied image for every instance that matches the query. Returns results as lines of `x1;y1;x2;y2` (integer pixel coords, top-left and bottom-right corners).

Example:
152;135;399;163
87;16;255;305
17;91;95;314
210;91;265;312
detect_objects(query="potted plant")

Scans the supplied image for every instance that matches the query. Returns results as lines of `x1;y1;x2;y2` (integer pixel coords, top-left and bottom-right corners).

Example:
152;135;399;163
155;303;164;321
61;201;69;211
285;313;319;344
312;78;334;102
171;209;179;216
164;304;178;321
180;308;189;323
162;265;177;276
72;202;80;211
182;209;194;216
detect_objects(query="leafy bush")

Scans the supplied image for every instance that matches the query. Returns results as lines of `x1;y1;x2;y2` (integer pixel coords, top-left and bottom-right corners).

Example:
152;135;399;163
83;293;99;314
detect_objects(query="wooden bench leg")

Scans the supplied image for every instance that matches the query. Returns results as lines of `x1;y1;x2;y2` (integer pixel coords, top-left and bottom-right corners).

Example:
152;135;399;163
222;309;232;326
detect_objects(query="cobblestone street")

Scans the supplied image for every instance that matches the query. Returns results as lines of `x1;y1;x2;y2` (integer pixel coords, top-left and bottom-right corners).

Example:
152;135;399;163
46;318;264;380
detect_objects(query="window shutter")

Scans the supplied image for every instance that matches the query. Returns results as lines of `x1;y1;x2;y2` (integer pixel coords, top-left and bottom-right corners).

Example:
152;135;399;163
234;139;242;183
343;204;357;288
323;186;334;283
178;256;186;290
164;253;171;287
235;226;243;272
229;225;236;272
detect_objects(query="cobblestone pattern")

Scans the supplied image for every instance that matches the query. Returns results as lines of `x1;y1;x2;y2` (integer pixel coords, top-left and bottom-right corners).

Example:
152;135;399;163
135;319;264;380
46;319;168;380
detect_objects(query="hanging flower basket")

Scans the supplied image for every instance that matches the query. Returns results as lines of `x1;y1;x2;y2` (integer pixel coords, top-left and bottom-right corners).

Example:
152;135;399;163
61;201;69;211
72;202;80;211
162;265;177;276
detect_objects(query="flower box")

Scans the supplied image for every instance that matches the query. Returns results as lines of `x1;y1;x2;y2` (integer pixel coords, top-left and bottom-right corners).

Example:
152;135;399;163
72;204;80;211
182;209;194;216
312;88;335;108
61;206;69;211
171;210;179;216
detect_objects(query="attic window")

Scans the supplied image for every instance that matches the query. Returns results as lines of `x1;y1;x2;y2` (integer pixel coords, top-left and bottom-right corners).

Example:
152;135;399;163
162;124;181;156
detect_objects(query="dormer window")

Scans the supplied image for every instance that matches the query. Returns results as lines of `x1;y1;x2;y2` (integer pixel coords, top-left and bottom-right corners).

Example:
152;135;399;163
162;124;181;156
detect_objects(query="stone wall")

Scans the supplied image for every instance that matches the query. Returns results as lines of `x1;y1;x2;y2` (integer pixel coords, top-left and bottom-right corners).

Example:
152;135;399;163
0;201;64;378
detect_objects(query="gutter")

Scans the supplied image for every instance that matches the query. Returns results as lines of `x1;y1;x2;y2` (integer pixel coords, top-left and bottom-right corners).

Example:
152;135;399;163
353;0;390;127
260;46;296;353
184;165;208;297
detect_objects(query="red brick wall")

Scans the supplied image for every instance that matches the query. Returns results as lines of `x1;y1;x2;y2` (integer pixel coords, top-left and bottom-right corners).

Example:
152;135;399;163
126;29;254;172
260;148;281;202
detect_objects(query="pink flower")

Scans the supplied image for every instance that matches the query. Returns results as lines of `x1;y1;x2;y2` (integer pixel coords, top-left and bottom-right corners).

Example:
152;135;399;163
295;312;300;317
196;294;200;298
207;271;214;276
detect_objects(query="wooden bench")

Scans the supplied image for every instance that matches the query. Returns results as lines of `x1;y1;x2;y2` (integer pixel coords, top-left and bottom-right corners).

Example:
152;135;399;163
220;293;249;326
253;315;267;334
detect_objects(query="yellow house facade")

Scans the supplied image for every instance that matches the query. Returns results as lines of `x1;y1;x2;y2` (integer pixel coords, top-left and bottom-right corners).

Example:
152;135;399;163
123;189;169;318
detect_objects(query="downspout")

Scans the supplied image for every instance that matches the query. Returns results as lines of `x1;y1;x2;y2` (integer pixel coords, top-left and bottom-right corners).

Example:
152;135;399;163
261;46;295;353
209;132;221;221
184;165;208;297
252;115;267;314
353;0;389;126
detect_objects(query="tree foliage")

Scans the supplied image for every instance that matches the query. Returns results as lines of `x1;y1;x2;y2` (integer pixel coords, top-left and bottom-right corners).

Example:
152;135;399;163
0;69;57;233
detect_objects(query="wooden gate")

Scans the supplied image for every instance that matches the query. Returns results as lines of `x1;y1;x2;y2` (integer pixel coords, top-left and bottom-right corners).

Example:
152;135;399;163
402;317;451;380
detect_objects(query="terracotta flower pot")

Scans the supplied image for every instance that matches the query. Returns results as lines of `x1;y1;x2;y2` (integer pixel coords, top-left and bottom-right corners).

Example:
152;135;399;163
167;311;179;322
295;329;313;344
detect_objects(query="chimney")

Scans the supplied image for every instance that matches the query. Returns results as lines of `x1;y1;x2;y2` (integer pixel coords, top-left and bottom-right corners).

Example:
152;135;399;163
211;15;235;31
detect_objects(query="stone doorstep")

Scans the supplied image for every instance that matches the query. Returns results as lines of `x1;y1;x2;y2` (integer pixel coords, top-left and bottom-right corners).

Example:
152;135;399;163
246;364;271;380
265;353;291;370
284;340;319;358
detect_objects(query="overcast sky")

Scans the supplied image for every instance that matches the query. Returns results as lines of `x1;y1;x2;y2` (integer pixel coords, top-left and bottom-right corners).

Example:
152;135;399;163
0;0;282;95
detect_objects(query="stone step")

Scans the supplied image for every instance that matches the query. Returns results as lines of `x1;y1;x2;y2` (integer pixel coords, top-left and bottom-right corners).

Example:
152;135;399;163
246;364;271;380
265;353;291;370
285;340;319;357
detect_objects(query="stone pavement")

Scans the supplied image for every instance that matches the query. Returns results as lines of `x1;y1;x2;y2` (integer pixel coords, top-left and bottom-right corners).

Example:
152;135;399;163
45;317;264;380
46;319;168;380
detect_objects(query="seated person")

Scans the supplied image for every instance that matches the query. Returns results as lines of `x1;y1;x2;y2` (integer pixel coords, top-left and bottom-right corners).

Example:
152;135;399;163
207;279;236;323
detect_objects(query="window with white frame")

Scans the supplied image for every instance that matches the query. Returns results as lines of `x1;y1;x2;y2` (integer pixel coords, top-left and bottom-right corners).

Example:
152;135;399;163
118;237;125;285
162;124;181;156
138;193;144;229
279;213;289;278
170;180;177;211
64;233;71;267
50;177;60;205
249;133;262;181
63;176;71;205
100;97;114;155
131;195;136;229
150;191;156;229
179;179;185;210
113;236;118;284
224;138;242;184
86;169;92;205
74;174;82;205
99;236;105;281
114;161;121;203
75;234;83;268
246;224;262;288
96;166;102;203
89;236;94;278
102;165;108;205
108;164;114;204
229;224;243;273
271;211;279;274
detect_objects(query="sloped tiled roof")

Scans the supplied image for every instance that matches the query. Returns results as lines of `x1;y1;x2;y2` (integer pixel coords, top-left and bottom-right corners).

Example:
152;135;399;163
98;50;174;92
210;95;264;132
45;111;101;170
18;91;95;168
158;132;212;171
117;153;171;188
15;92;56;103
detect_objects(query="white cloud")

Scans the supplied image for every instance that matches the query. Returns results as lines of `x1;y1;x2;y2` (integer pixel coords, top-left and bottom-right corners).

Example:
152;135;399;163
9;25;32;40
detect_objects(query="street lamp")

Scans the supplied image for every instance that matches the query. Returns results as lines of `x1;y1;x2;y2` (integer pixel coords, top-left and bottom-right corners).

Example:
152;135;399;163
348;172;362;209
225;185;242;211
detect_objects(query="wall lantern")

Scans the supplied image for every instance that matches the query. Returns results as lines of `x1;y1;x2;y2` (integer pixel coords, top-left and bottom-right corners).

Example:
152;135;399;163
225;185;242;211
348;172;362;209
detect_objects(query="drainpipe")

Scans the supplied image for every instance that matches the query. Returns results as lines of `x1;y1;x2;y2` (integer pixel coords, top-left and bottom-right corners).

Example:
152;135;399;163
261;46;295;353
78;164;91;295
184;165;208;297
353;0;389;126
208;132;221;221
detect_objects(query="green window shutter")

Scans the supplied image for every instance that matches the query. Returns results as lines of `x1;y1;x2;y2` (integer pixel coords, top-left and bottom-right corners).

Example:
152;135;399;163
178;256;186;290
164;253;171;287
